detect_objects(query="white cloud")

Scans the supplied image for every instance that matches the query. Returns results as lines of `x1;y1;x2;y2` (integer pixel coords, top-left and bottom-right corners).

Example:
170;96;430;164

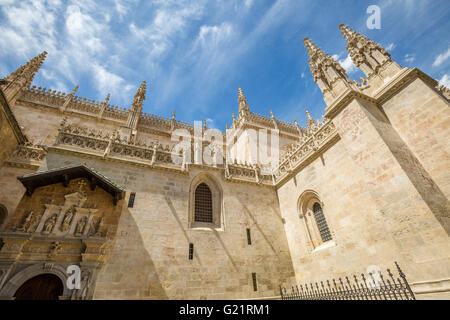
244;0;254;8
0;0;137;105
129;3;204;60
332;54;357;74
197;23;233;48
439;74;450;88
65;5;105;54
113;0;137;20
433;45;450;67
92;64;134;98
404;54;415;63
205;118;215;128
0;0;59;57
385;43;396;51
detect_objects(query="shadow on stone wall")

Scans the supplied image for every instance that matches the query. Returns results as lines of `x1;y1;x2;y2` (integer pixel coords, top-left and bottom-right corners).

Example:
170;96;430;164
367;104;450;236
239;198;279;258
212;229;237;271
164;195;203;265
94;207;168;299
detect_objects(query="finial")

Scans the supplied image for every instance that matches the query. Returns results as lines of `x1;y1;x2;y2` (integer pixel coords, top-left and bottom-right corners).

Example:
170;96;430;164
23;51;48;87
270;110;275;119
172;110;176;120
70;85;79;96
238;86;244;97
104;93;110;104
238;86;247;103
131;81;147;110
303;37;323;58
305;108;316;128
232;112;235;121
338;24;356;42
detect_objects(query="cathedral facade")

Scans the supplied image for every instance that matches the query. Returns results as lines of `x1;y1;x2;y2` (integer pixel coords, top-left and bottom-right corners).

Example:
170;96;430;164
0;25;449;300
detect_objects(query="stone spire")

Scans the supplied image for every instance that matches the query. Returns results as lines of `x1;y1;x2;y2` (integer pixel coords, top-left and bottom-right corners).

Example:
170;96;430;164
170;110;176;131
305;109;316;129
303;38;352;106
97;92;110;119
338;24;401;79
270;110;278;130
60;84;79;112
126;81;146;130
104;93;111;105
1;51;47;104
238;86;250;118
293;116;303;139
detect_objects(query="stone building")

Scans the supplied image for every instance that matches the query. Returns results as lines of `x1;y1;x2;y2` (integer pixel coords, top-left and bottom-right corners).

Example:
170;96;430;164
0;25;449;300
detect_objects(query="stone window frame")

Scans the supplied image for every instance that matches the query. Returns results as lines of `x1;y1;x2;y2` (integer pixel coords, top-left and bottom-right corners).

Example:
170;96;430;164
188;173;224;231
298;190;336;253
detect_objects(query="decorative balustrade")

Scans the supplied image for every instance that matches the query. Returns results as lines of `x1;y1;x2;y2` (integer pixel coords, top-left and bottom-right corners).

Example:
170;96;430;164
275;120;338;182
102;105;128;121
21;87;129;122
7;143;47;167
22;86;66;107
67;96;102;115
55;121;181;170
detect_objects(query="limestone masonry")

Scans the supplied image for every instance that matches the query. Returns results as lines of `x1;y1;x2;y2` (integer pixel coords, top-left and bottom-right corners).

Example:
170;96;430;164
0;25;449;300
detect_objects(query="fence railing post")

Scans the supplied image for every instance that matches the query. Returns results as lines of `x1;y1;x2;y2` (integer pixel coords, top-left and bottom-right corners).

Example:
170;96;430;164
279;263;415;300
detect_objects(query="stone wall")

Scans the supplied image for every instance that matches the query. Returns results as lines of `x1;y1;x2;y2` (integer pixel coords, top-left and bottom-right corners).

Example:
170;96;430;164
0;165;33;228
277;92;450;298
41;152;295;299
0;107;19;167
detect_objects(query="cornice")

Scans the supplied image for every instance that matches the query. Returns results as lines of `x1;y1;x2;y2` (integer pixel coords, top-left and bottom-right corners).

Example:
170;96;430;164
324;67;440;120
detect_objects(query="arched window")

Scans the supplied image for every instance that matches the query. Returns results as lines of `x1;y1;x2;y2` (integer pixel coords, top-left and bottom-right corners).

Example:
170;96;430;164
189;174;223;229
312;202;332;242
298;191;333;251
194;183;213;223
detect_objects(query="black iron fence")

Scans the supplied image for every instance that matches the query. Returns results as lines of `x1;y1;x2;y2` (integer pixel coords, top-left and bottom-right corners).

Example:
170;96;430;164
280;262;415;300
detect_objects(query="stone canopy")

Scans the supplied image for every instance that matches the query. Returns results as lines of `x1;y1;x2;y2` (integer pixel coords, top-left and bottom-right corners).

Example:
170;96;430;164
17;165;125;204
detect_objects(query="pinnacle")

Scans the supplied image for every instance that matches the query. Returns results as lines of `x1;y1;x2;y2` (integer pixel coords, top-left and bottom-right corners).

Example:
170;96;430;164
338;24;357;42
132;81;147;108
136;81;147;96
71;85;79;95
303;37;324;58
28;51;48;69
238;86;247;105
238;86;244;98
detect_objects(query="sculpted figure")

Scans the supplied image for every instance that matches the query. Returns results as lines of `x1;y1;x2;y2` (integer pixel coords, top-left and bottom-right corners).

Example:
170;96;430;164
17;211;34;232
75;216;87;236
61;206;75;232
42;215;57;234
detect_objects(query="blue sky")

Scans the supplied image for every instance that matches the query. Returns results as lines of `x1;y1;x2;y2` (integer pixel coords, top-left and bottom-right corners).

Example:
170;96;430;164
0;0;449;129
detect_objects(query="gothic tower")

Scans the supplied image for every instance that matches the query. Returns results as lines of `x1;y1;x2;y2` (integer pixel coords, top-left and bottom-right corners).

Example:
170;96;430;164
0;51;47;106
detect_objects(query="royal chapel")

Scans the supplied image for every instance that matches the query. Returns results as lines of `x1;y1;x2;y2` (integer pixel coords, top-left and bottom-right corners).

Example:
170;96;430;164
0;25;449;300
